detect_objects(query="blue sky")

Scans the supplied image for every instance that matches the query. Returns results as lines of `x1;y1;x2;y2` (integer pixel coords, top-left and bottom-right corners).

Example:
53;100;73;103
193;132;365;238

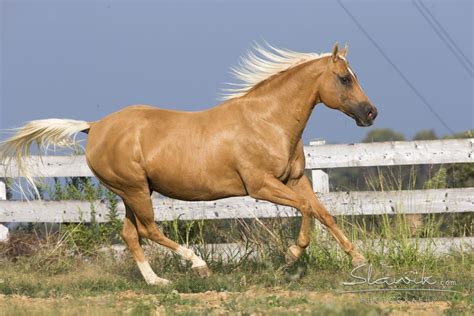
1;0;472;144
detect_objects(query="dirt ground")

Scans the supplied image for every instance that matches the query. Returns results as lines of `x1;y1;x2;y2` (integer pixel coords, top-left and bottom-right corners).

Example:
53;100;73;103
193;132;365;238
0;288;458;315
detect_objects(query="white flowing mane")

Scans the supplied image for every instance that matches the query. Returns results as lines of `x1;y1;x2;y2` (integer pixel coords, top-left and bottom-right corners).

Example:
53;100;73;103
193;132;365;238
221;43;331;100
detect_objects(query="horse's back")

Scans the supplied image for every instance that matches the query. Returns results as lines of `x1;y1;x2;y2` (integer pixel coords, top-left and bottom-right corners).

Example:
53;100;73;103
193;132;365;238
85;104;247;200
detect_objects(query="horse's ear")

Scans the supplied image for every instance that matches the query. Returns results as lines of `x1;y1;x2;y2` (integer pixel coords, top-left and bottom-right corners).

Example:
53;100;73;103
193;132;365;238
331;42;339;62
340;43;349;58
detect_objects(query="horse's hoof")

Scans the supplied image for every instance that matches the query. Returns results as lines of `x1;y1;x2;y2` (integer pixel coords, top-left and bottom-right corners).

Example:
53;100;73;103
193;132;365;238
285;245;302;266
148;277;171;286
192;265;212;278
351;255;367;267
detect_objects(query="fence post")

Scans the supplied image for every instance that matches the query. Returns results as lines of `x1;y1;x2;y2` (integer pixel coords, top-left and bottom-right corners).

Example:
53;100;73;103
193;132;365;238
0;181;9;242
309;139;329;194
0;181;5;200
309;139;330;240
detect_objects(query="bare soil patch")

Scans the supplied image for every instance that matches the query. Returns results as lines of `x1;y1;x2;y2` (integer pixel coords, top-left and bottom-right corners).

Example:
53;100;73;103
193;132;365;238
0;288;457;315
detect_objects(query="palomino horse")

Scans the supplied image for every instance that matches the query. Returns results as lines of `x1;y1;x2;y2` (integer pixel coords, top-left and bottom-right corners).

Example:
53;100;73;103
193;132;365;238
0;43;377;285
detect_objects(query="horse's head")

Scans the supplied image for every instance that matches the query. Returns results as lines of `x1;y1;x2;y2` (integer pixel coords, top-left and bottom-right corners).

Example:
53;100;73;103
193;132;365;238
318;43;377;127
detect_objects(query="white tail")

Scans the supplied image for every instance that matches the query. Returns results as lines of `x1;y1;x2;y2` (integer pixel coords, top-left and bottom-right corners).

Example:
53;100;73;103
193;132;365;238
0;119;90;198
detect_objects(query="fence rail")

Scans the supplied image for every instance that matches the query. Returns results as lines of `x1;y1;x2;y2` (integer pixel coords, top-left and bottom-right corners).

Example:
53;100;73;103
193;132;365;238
305;138;473;168
1;139;472;178
1;188;473;223
0;138;473;245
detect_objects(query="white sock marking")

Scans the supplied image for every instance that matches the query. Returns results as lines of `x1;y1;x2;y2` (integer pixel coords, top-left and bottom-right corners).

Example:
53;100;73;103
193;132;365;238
176;245;207;268
137;261;170;285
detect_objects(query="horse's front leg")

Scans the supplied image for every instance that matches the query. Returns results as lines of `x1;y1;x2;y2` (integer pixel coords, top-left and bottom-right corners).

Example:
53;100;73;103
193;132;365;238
285;177;314;265
289;175;366;267
245;174;315;265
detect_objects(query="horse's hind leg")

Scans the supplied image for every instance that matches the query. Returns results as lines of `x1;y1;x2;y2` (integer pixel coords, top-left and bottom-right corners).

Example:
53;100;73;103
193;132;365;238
122;206;170;285
124;190;211;278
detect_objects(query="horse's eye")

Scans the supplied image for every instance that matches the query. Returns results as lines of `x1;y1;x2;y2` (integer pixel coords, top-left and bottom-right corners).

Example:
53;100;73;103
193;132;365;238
340;76;352;85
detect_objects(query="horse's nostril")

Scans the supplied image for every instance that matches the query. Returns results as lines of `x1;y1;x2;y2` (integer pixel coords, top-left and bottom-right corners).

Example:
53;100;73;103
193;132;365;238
372;108;378;120
367;110;373;119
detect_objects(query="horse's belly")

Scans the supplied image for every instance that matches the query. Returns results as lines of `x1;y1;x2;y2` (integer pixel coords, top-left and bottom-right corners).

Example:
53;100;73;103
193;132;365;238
148;167;247;201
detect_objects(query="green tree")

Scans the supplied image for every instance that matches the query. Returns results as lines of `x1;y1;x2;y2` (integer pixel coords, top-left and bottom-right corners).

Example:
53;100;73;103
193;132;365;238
413;129;437;140
412;129;439;187
444;130;474;188
362;128;405;143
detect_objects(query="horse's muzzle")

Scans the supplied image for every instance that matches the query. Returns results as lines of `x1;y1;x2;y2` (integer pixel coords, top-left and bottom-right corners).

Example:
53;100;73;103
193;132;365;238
355;102;377;127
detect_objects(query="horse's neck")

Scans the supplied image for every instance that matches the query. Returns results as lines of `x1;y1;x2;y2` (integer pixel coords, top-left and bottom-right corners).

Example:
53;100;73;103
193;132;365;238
244;60;323;144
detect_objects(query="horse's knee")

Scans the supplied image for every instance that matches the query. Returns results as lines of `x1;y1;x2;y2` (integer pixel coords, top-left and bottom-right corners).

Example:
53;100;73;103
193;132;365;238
300;199;312;215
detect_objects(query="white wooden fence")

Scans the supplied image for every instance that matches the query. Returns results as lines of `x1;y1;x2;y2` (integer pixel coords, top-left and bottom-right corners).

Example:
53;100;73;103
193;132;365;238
1;138;473;249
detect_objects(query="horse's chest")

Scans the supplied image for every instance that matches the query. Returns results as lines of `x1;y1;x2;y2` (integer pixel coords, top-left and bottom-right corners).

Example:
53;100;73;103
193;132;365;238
274;149;305;182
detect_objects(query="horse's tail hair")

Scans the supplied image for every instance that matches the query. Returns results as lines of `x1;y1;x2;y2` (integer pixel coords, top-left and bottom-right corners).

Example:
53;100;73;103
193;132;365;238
0;119;90;198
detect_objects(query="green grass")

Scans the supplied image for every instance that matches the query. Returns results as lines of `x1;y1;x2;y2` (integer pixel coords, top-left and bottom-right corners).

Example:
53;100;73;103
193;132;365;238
0;237;472;294
0;223;472;315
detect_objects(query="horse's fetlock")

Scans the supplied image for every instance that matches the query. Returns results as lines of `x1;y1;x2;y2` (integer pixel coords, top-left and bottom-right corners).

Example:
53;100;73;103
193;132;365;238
297;236;310;248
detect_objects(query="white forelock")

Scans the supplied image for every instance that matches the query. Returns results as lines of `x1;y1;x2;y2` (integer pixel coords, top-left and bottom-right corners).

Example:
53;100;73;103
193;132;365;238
221;43;331;100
